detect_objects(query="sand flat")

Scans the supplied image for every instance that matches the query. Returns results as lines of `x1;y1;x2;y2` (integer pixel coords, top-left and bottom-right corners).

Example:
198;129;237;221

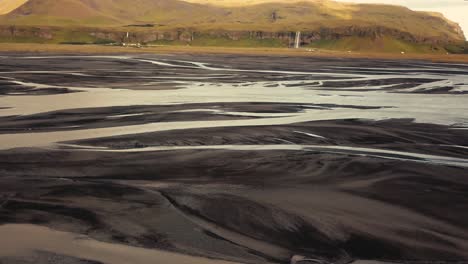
0;224;242;264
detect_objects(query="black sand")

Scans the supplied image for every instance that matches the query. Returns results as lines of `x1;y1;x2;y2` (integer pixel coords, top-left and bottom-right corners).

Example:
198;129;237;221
0;54;467;264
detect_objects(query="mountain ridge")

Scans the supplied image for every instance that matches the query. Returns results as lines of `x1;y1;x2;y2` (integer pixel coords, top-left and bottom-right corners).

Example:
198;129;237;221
0;0;28;14
0;0;465;51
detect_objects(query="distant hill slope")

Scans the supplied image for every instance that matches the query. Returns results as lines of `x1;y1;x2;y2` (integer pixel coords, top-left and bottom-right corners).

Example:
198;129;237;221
0;0;465;51
0;0;225;26
183;0;349;6
0;0;28;14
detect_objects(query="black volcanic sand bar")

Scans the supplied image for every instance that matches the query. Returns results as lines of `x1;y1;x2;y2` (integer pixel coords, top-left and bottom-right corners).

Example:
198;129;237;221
0;54;468;264
0;103;384;134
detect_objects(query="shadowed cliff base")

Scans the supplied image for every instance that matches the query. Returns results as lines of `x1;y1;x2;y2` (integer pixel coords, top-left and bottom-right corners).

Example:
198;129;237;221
0;25;466;54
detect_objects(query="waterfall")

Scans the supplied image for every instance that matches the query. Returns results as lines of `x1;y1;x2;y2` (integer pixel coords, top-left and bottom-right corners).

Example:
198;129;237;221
294;31;301;49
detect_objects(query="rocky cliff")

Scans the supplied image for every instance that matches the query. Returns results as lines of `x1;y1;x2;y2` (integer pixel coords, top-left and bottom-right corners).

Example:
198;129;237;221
0;0;465;49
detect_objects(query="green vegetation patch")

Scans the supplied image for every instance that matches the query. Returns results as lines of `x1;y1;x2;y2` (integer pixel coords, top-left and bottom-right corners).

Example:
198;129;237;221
147;34;286;48
0;26;116;45
445;42;468;54
307;36;445;54
192;34;285;47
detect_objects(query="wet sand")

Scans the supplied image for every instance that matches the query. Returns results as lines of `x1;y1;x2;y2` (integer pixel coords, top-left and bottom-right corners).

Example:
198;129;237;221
0;54;467;264
0;224;241;264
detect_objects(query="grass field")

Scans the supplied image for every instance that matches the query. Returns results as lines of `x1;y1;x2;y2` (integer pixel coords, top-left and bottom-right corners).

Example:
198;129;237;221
147;36;284;48
1;43;468;63
306;36;444;54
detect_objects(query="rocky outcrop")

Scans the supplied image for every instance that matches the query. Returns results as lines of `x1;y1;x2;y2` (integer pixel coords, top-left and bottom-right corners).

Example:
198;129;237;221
92;26;465;46
0;25;54;40
0;25;464;47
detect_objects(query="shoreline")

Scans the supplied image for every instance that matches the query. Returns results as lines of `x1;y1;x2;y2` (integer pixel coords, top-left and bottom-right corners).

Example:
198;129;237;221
1;43;468;63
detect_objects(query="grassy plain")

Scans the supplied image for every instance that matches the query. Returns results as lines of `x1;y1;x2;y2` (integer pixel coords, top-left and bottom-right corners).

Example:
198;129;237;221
1;43;468;63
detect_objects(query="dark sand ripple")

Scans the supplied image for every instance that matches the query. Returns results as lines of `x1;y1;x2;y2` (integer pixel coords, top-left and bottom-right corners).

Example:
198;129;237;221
0;54;468;264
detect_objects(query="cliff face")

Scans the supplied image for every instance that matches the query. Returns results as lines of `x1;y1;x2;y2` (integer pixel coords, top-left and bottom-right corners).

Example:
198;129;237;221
0;0;465;47
447;21;465;41
0;25;53;40
0;25;462;47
